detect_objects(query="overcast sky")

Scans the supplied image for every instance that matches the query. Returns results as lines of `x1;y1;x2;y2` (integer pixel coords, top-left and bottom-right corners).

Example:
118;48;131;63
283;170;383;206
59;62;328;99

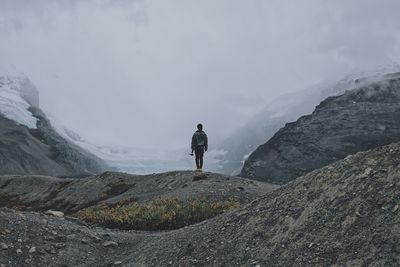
1;0;400;149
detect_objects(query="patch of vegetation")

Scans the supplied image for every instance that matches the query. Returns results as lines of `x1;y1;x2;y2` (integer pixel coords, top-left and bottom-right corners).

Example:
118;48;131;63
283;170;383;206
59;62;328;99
77;197;240;231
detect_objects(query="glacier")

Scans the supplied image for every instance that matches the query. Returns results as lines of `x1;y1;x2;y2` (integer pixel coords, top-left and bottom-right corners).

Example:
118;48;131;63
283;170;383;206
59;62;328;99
0;75;39;129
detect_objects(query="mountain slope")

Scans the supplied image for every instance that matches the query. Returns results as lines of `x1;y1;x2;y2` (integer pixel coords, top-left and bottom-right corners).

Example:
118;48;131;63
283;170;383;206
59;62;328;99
0;142;399;266
214;67;400;176
0;74;108;176
135;142;400;266
212;76;360;175
241;72;400;184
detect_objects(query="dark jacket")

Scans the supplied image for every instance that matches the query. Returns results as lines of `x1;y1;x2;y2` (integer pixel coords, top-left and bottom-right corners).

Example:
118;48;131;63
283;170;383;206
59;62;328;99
191;130;208;151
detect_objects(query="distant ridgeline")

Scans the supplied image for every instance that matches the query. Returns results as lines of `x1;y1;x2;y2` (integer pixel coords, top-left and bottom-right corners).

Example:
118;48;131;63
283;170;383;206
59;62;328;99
0;74;108;176
241;72;400;184
213;72;362;175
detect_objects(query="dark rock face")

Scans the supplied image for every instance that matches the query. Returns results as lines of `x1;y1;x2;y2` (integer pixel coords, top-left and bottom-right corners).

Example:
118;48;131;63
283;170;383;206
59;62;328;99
241;75;400;184
0;108;107;176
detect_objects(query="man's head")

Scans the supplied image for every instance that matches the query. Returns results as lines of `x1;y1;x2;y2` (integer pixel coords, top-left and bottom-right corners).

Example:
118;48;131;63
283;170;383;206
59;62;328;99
197;123;203;131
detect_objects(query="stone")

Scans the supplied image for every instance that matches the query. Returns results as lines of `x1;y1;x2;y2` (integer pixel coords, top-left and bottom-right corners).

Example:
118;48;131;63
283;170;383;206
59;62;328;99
103;241;118;247
29;247;36;254
0;243;8;250
55;243;66;249
66;234;76;240
45;210;64;218
92;235;102;242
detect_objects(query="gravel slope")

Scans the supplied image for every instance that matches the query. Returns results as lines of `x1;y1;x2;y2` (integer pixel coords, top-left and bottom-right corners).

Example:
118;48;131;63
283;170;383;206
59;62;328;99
1;143;399;266
0;171;278;215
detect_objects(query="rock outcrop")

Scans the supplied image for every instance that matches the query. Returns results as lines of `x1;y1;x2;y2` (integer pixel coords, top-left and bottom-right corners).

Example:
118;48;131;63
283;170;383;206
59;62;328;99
241;72;400;184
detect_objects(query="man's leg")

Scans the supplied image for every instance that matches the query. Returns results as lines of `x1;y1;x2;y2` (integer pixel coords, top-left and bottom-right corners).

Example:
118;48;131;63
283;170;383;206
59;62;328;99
199;147;204;169
196;156;200;169
195;148;200;169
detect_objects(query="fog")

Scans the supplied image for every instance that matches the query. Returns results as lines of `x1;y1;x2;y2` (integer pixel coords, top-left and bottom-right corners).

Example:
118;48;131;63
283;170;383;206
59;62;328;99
1;0;400;150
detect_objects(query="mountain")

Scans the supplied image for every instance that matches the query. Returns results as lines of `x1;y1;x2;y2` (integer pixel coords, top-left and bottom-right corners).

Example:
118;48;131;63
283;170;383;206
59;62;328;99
213;66;400;176
0;74;39;128
212;76;359;175
0;74;108;176
241;71;400;184
0;142;399;266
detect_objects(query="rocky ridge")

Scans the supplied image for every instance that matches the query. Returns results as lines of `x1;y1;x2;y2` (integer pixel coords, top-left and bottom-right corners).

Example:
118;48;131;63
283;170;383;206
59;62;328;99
241;72;400;184
0;171;278;215
214;75;359;175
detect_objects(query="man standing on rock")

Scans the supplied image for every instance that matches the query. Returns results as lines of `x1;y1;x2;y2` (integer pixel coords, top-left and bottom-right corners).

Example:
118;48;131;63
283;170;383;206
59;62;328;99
191;123;208;172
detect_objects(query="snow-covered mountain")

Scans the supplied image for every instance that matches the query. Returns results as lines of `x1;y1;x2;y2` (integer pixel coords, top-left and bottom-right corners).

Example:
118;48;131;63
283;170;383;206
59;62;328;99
212;65;400;175
241;70;400;183
0;75;39;129
4;68;399;176
0;73;107;176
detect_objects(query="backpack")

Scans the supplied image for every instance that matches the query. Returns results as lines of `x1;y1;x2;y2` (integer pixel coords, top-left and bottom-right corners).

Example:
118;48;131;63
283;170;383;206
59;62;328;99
194;131;207;146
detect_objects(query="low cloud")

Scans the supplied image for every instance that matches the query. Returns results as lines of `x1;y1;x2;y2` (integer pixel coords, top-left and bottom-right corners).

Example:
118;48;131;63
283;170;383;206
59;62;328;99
1;0;400;149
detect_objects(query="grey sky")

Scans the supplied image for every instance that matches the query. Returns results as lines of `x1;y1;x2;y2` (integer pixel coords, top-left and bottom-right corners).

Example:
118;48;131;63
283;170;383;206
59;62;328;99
1;0;400;149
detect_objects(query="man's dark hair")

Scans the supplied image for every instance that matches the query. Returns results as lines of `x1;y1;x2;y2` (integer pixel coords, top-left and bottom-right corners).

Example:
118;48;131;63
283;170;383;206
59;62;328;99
197;123;203;131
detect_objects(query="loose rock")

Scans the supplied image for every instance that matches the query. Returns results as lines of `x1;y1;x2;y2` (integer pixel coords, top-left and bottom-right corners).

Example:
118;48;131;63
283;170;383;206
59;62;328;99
103;241;118;247
45;210;64;218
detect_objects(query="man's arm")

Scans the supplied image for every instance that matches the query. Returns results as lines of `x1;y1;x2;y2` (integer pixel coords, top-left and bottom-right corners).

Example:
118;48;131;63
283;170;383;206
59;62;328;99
191;134;196;151
205;133;208;151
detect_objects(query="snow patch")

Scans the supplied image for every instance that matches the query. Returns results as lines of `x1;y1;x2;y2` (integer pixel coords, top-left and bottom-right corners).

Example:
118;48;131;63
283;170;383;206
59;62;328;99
0;75;39;129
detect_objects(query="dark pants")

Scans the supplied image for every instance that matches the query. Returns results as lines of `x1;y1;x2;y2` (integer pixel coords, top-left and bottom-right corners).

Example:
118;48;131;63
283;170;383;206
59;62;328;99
194;146;205;169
